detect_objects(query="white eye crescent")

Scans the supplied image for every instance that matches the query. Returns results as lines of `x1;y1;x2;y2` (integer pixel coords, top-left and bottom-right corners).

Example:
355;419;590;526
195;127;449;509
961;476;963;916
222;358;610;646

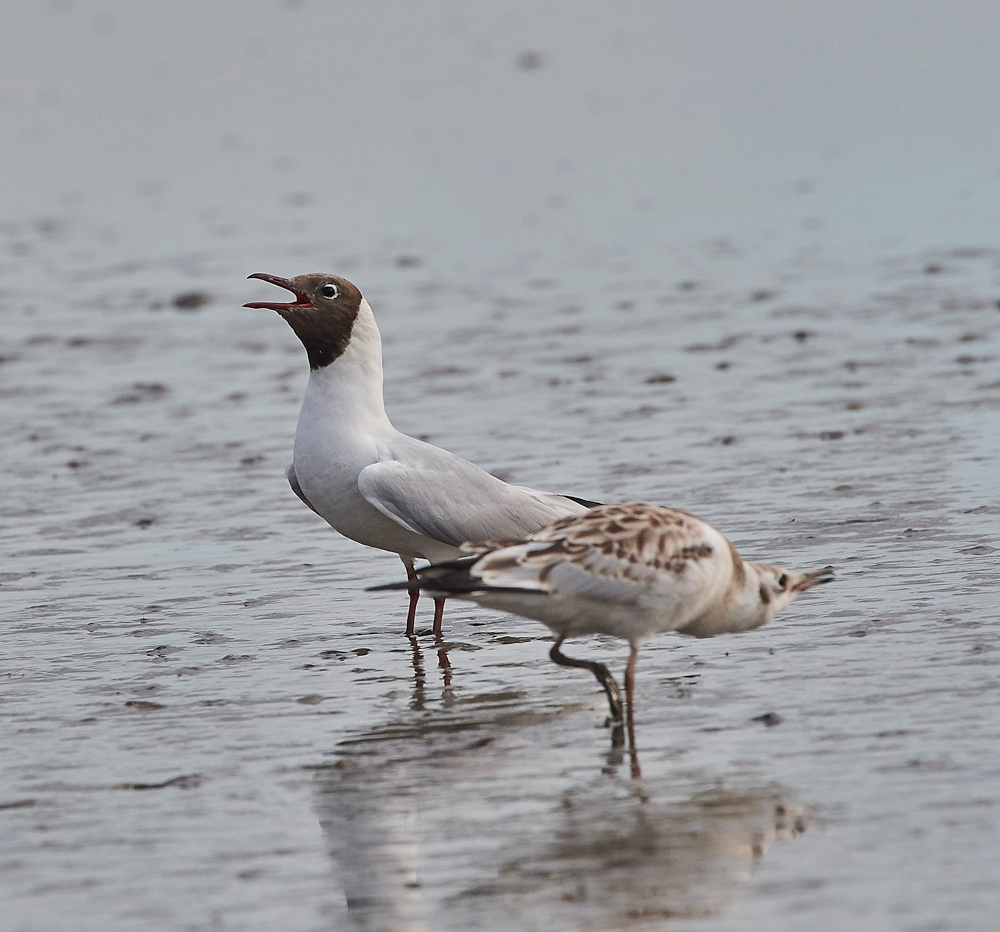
321;283;339;299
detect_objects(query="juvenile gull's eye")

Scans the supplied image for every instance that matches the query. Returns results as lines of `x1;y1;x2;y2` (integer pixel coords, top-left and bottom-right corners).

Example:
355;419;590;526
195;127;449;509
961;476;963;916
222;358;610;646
777;574;788;590
321;283;339;299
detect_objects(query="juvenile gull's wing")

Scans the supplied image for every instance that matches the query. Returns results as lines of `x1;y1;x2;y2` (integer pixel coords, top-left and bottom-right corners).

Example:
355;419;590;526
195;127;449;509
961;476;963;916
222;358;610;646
357;440;587;548
469;503;730;607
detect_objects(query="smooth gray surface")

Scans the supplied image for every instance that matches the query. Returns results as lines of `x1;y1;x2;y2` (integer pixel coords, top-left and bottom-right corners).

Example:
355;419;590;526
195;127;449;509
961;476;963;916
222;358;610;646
2;3;1000;930
5;0;1000;258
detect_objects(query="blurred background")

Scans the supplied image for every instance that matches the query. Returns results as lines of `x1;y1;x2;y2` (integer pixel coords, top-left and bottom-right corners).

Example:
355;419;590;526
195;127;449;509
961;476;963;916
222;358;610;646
5;0;1000;266
3;3;1000;931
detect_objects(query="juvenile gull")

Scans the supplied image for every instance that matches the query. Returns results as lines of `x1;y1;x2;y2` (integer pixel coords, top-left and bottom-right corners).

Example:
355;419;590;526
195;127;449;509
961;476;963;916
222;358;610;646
372;503;833;728
244;272;592;635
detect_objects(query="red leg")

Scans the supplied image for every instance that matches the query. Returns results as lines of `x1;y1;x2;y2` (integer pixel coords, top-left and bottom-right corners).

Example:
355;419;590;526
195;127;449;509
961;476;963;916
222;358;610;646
403;559;419;637
432;598;445;639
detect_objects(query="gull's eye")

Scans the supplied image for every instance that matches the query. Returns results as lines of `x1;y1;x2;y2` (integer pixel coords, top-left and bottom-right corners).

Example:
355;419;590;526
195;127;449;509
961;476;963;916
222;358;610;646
321;283;339;299
777;574;788;590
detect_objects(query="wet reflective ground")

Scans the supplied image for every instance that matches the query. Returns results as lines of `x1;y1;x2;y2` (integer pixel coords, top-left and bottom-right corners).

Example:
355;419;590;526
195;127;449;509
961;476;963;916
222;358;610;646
2;225;999;929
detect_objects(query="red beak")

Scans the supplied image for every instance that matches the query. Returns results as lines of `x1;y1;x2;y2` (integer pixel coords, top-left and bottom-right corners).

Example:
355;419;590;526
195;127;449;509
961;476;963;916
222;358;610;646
243;273;313;310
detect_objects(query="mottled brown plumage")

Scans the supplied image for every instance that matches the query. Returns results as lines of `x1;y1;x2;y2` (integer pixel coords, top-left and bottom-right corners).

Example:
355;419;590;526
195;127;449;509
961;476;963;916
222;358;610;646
372;503;834;727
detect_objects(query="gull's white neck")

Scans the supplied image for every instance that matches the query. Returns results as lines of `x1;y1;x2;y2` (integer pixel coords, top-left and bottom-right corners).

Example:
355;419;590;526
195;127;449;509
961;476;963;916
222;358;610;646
722;565;770;630
680;554;770;637
300;298;394;434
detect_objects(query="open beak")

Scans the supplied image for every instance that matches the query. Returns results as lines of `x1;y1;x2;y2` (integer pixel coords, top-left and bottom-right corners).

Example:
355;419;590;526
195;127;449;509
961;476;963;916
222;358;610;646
793;565;835;593
243;273;313;311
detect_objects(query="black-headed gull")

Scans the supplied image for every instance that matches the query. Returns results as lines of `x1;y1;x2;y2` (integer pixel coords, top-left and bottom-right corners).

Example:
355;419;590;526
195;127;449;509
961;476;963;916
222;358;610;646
372;503;834;728
244;272;593;635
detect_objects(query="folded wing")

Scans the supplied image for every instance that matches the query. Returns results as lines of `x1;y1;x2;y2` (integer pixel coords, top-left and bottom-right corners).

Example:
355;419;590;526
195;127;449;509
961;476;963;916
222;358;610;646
470;504;730;609
357;440;588;548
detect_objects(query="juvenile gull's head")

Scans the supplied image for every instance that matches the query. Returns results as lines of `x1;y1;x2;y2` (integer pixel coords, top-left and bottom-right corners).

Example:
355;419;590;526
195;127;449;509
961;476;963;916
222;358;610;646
752;563;835;622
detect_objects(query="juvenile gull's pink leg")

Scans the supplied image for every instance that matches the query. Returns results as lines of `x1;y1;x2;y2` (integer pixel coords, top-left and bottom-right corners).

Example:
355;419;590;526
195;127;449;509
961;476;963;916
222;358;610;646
625;645;641;779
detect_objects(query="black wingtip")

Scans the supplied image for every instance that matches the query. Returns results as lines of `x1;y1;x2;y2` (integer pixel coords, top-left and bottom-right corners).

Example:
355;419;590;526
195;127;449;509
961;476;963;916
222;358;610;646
367;580;420;593
561;494;604;508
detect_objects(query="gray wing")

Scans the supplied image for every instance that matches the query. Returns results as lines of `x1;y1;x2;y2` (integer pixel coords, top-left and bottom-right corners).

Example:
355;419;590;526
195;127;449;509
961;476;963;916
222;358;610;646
357;440;587;548
286;463;320;515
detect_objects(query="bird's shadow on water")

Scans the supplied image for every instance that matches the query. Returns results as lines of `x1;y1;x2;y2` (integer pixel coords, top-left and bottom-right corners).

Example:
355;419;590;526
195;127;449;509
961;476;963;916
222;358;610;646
310;639;811;931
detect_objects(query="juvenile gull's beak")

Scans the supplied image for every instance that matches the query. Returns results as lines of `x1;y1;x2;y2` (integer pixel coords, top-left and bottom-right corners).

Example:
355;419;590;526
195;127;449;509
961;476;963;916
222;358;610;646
792;565;835;593
243;273;312;310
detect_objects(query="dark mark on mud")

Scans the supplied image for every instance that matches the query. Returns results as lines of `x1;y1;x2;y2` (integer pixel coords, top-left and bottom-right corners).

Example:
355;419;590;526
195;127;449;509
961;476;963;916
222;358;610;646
685;335;741;352
172;291;211;310
753;713;783;727
124;700;165;711
517;50;545;71
0;799;37;811
117;774;203;791
112;382;169;405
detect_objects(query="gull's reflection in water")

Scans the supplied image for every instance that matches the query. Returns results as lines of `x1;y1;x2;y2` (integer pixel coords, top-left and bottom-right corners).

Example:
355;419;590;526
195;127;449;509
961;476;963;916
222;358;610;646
314;641;809;931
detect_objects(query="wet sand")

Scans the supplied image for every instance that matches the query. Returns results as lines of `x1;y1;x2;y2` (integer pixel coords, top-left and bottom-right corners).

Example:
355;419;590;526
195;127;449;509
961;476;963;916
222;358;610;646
4;2;1000;928
2;228;999;929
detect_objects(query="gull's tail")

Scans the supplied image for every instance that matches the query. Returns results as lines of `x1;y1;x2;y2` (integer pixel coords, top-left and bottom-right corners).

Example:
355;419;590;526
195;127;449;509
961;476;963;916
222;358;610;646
366;557;481;595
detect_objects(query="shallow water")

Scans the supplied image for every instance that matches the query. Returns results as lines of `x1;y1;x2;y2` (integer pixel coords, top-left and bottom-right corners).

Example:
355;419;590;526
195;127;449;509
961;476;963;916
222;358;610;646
2;230;999;930
4;3;1000;930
